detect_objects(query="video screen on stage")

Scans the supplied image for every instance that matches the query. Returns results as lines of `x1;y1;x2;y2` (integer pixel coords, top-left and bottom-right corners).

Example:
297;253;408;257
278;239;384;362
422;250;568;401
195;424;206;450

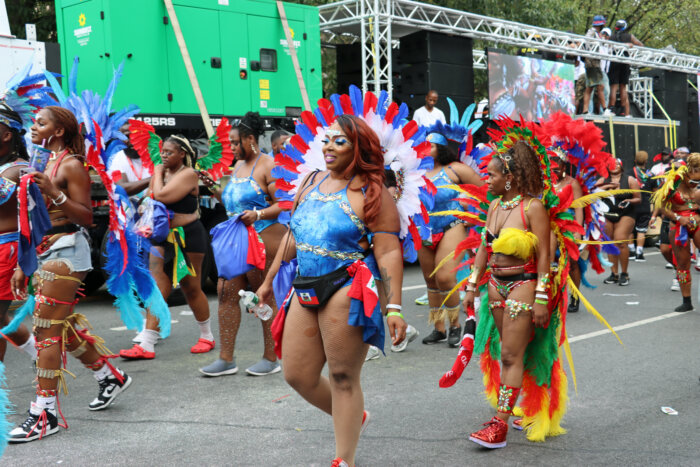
488;50;575;121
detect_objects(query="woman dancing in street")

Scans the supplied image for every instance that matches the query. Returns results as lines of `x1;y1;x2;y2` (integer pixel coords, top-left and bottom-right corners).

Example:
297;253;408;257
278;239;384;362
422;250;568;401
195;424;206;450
10;107;131;442
597;159;641;286
200;112;286;376
420;133;482;347
120;135;213;359
257;115;406;466
652;154;700;312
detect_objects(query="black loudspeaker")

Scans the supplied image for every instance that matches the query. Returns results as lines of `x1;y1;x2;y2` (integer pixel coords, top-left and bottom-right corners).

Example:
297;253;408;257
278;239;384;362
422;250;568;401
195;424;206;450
640;69;690;147
394;31;474;116
688;90;700;151
399;31;472;66
336;43;363;75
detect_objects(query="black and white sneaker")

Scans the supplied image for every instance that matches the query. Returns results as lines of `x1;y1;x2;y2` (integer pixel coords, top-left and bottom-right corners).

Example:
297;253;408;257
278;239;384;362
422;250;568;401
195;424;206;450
635;251;646;262
9;403;59;443
88;370;132;411
603;273;619;284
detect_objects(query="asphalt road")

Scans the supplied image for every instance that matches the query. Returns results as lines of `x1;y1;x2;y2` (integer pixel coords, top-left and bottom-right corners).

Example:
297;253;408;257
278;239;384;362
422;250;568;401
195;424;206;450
2;251;700;466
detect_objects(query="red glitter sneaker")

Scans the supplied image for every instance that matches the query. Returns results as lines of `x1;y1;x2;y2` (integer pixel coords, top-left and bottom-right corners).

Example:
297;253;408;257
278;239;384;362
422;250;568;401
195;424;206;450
511;418;523;431
469;416;508;448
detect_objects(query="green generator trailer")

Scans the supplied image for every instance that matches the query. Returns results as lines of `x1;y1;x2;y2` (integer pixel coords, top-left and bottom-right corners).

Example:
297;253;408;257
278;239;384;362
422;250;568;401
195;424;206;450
54;0;322;130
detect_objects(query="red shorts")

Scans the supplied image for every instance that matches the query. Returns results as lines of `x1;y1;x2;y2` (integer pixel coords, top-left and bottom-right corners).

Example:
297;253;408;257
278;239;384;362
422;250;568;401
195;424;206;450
0;241;18;301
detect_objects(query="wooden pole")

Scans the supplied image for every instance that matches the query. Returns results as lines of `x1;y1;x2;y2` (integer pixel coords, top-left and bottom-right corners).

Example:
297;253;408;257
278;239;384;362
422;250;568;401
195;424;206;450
277;1;311;111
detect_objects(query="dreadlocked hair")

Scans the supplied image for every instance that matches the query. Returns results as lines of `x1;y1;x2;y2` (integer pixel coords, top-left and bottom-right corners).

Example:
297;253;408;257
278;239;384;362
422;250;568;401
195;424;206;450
335;114;385;225
165;134;196;167
687;153;700;173
494;140;544;196
45;106;85;157
0;123;29;162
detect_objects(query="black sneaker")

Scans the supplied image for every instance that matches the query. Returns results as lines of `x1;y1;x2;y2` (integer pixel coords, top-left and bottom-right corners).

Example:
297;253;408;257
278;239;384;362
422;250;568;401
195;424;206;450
88;369;132;411
422;329;447;345
568;297;579;313
447;326;462;348
674;302;694;313
635;251;646;262
618;273;630;286
8;404;59;443
603;273;619;284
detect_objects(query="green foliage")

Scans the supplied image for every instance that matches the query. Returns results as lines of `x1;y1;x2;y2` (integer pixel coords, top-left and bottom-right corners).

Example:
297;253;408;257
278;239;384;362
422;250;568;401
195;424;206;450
6;0;56;41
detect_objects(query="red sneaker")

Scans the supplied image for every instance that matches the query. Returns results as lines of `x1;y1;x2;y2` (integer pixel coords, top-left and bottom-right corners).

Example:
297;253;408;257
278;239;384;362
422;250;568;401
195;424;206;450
190;338;215;354
331;458;350;467
360;410;370;436
469;416;508;448
511;418;523;431
119;344;155;360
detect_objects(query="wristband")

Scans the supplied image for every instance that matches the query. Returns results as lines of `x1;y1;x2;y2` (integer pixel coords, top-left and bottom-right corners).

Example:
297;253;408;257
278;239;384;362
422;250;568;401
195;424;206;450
255;208;262;221
466;284;477;293
535;299;548;305
387;311;404;319
675;213;681;222
386;304;402;311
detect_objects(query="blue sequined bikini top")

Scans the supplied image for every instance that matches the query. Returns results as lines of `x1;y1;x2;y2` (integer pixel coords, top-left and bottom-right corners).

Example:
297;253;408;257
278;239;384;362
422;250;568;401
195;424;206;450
222;155;275;229
0;161;28;206
430;166;463;213
290;173;369;276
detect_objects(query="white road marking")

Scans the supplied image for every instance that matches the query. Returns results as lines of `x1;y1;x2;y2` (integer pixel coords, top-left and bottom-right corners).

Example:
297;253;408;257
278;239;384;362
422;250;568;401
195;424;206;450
402;284;426;291
110;319;179;332
569;312;683;343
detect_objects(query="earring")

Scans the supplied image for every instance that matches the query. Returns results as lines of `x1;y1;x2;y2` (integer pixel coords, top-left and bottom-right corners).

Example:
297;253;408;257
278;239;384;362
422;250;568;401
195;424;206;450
505;181;511;191
250;143;257;155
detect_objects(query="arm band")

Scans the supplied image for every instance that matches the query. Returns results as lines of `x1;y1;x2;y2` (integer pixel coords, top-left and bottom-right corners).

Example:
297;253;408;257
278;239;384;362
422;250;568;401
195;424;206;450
387;311;404;319
386;304;402;311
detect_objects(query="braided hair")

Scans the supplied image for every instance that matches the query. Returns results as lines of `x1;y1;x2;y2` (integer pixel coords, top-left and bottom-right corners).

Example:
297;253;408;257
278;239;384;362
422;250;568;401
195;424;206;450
0;106;29;161
165;134;196;167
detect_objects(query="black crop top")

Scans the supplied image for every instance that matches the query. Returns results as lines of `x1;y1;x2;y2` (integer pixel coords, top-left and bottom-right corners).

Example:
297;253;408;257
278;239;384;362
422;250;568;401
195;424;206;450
166;193;198;214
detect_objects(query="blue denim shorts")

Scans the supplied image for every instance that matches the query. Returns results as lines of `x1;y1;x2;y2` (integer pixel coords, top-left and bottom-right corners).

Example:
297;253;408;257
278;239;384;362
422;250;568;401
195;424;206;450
38;231;92;273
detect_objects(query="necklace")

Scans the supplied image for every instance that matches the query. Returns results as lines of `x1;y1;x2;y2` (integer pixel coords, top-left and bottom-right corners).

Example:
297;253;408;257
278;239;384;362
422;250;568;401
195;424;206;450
49;148;67;161
499;194;522;210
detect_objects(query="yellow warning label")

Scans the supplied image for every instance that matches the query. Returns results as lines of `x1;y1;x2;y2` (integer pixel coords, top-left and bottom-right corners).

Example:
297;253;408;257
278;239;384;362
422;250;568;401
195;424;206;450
260;90;270;100
259;79;269;90
79;13;86;26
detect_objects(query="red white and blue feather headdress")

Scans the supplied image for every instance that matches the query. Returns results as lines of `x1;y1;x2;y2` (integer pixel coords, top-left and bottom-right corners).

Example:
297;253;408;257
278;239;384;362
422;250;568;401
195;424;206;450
272;85;436;261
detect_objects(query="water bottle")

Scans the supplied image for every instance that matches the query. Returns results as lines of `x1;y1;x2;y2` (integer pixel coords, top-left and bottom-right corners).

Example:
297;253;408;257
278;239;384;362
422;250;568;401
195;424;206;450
238;290;273;321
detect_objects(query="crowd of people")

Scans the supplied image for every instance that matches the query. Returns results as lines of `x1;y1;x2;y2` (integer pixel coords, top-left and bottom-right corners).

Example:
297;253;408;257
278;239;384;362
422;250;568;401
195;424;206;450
576;15;644;117
0;55;695;465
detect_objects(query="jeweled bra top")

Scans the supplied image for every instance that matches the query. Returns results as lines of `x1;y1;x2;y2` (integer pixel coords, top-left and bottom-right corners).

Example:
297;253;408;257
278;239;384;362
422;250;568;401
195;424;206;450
290;173;368;277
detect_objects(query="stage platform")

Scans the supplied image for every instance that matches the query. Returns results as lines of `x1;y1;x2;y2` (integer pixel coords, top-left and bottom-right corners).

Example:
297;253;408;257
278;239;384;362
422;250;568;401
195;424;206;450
581;114;680;164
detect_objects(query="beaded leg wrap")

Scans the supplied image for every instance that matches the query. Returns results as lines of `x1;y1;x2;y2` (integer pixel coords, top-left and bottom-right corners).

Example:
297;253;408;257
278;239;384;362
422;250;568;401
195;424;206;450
496;384;521;415
489;300;506;312
428;290;448;324
504;299;533;320
446;304;461;322
677;269;690;285
36;366;75;396
428;307;447;325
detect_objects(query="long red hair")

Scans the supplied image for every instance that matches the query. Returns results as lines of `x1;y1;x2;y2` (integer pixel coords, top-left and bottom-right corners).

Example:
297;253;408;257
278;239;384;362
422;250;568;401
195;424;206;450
336;114;385;225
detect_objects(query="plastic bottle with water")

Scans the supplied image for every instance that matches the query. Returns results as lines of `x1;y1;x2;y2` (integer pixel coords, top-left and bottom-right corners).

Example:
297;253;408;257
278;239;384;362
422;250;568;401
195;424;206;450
238;290;273;321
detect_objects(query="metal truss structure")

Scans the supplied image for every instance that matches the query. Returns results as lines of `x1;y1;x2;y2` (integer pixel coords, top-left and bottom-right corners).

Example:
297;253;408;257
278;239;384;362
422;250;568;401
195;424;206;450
628;72;654;120
319;0;700;101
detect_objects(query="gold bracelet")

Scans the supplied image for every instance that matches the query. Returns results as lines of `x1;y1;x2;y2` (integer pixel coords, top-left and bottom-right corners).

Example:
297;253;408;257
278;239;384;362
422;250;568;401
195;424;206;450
467;267;481;285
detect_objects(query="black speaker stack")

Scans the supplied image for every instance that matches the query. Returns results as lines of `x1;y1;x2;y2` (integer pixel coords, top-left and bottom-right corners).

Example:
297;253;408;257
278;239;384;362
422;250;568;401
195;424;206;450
640;69;691;149
336;31;474;116
394;31;474;115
